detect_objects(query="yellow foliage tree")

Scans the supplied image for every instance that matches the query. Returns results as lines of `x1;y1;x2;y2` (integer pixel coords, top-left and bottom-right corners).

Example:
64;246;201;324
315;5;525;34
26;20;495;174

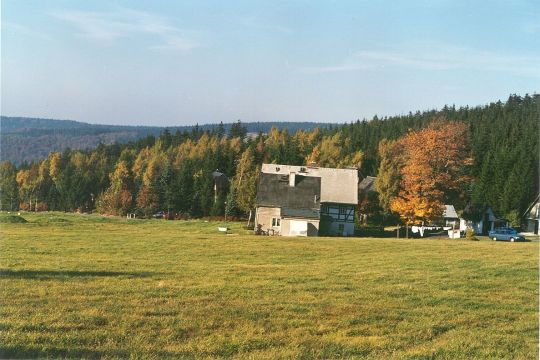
375;139;403;213
306;132;363;168
96;161;133;215
391;121;472;224
233;147;260;215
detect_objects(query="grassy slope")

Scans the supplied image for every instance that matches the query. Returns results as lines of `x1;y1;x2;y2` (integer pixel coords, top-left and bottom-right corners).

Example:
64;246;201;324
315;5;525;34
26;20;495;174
0;212;538;359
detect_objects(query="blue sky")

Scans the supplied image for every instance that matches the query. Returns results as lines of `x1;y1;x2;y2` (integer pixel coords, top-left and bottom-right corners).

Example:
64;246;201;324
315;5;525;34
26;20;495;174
2;0;539;126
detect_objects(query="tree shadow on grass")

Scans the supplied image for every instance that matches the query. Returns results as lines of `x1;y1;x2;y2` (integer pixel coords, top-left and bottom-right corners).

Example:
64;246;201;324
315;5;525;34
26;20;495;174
0;269;159;279
0;345;131;359
0;345;193;359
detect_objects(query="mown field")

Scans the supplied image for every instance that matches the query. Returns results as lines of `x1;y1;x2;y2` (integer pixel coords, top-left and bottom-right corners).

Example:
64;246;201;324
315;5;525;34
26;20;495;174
0;212;538;359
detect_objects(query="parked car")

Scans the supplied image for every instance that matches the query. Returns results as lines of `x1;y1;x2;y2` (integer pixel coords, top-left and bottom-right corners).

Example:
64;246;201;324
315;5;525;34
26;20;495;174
488;227;525;242
152;211;165;219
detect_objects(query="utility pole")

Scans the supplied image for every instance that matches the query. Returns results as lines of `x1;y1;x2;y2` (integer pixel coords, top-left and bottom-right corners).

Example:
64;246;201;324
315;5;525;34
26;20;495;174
406;223;409;239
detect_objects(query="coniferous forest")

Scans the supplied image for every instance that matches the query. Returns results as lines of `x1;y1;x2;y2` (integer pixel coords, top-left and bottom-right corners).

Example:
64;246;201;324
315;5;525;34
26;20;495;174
1;94;538;225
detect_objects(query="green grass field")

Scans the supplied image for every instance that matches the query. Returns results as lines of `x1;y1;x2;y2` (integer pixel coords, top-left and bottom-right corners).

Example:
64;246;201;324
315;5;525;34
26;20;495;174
1;212;538;359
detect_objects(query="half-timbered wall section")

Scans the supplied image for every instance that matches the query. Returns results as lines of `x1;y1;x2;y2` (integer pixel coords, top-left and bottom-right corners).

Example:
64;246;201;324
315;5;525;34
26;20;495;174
320;203;355;236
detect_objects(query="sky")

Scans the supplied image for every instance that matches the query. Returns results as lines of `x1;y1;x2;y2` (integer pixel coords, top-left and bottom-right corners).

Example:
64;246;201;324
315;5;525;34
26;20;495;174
1;0;539;126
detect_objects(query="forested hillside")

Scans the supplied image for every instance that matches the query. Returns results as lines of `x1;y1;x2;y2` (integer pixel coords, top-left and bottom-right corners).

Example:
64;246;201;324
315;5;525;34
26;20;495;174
0;94;537;225
0;117;331;165
340;94;539;221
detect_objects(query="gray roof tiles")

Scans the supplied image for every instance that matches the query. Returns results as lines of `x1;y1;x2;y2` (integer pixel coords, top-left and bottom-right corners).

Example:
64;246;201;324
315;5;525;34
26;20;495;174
256;173;321;210
358;176;377;192
260;164;358;204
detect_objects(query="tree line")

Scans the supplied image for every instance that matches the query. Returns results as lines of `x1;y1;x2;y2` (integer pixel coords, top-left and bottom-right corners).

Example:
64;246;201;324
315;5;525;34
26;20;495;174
0;94;537;225
1;116;334;166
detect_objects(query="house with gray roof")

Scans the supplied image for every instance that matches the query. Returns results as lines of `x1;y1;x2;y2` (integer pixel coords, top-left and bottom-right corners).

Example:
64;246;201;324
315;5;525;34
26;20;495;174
255;164;358;236
462;204;509;235
442;205;459;226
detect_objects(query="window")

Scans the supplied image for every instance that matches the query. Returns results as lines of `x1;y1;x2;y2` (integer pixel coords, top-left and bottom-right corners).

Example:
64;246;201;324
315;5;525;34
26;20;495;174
338;224;345;232
272;218;281;227
338;206;350;221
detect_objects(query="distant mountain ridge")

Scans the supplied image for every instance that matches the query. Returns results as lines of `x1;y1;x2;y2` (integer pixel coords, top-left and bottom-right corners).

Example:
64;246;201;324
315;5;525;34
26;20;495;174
0;116;334;165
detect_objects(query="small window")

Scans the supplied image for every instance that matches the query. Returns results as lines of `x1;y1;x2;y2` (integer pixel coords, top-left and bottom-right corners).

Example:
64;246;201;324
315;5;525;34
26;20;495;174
338;224;345;232
340;206;347;215
272;218;281;227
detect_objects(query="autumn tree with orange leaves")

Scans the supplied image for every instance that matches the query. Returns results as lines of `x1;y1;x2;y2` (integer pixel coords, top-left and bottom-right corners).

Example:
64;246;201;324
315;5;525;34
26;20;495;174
390;121;473;225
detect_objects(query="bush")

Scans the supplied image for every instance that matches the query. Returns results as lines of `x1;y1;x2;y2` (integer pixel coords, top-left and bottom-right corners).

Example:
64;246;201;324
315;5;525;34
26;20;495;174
19;202;30;211
466;228;478;241
36;202;49;212
505;210;520;229
0;215;28;223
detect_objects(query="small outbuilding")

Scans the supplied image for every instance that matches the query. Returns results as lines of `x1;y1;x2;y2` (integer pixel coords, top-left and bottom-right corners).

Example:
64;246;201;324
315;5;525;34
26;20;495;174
212;170;229;204
523;194;539;234
442;205;460;228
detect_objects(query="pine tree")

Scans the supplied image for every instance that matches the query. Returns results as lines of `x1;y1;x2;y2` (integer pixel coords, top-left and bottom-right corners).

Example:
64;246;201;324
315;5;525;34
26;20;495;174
228;120;247;140
0;161;19;211
225;183;239;218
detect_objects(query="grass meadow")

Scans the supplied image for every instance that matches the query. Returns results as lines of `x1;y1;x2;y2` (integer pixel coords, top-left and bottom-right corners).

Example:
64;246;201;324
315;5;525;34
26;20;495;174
0;212;538;359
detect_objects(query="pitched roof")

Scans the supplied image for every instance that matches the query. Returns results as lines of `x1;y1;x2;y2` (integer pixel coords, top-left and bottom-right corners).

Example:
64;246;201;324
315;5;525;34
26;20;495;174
443;204;459;219
212;171;226;179
524;194;540;219
282;207;320;219
256;173;321;210
260;164;358;204
463;203;498;221
358;176;377;193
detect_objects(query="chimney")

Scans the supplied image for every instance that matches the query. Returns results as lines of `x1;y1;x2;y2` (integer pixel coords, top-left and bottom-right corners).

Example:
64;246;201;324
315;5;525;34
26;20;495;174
289;172;296;187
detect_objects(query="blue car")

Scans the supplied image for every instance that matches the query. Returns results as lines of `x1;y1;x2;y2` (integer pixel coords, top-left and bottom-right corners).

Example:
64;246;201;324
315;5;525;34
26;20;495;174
488;227;525;242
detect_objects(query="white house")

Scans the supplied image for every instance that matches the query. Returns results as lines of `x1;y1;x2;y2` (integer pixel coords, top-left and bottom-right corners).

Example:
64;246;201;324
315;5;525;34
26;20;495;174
523;194;539;234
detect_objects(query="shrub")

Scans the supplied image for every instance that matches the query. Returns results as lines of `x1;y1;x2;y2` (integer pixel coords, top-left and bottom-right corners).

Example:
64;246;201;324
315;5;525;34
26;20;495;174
19;202;30;211
36;202;48;212
466;228;478;241
506;210;520;229
0;215;28;223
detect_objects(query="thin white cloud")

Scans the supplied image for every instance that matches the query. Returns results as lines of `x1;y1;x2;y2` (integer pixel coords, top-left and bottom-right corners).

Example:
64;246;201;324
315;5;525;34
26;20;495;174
50;8;201;51
301;43;540;78
236;15;292;34
1;21;52;40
